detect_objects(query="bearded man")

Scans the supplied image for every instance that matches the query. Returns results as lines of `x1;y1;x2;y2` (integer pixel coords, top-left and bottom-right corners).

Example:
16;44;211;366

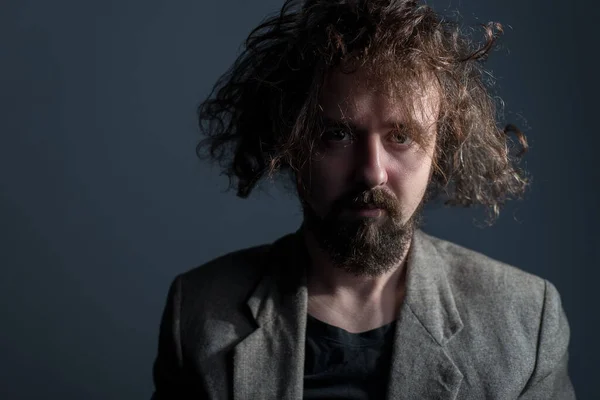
151;1;575;399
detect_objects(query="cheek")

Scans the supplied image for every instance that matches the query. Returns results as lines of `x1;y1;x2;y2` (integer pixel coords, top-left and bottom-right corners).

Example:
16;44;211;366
388;150;434;204
299;157;351;212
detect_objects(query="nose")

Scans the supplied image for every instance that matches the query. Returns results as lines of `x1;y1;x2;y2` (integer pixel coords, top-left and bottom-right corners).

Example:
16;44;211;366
353;134;388;189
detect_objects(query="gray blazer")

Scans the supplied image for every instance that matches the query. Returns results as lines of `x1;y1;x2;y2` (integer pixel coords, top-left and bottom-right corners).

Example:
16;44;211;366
151;229;575;399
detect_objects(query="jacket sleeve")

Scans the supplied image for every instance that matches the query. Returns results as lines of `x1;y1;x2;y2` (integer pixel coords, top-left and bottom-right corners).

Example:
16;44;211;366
518;279;576;399
151;275;201;399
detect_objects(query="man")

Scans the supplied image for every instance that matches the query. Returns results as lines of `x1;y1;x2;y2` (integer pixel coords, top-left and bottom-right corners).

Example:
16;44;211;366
151;0;575;399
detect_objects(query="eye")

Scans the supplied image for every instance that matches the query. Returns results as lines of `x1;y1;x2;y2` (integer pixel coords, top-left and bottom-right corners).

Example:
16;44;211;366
390;130;413;145
321;128;353;143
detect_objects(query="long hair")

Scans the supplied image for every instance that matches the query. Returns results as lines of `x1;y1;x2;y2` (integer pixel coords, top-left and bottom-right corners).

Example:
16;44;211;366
196;0;529;223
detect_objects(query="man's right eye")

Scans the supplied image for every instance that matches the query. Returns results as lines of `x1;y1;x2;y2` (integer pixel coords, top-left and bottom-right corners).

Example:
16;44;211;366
321;128;353;142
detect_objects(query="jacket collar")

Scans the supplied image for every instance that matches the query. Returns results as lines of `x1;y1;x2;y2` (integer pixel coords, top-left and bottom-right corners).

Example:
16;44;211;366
385;229;464;399
233;228;464;400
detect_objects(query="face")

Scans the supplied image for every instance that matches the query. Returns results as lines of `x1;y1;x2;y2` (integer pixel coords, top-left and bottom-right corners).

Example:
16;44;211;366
298;68;440;277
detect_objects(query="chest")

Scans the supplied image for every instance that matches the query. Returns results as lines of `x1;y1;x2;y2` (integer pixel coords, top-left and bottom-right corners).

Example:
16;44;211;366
303;313;397;400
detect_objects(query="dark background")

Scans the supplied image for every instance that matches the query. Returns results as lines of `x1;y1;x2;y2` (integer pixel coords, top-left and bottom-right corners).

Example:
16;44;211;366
1;0;598;398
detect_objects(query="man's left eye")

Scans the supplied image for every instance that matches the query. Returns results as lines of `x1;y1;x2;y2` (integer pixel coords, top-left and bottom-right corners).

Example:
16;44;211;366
391;131;413;145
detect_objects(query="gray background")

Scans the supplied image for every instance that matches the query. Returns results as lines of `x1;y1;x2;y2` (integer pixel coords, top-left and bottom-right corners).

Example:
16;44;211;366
1;0;598;398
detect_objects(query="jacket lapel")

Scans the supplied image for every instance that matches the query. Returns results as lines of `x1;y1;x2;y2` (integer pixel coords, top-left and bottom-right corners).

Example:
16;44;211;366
232;232;308;400
232;229;464;400
386;230;464;399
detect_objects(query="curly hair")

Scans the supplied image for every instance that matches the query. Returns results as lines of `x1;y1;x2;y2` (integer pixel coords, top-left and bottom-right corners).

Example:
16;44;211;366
196;0;529;223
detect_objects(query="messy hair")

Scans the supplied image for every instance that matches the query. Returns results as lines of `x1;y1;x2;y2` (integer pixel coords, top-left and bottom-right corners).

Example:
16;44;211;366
196;0;529;222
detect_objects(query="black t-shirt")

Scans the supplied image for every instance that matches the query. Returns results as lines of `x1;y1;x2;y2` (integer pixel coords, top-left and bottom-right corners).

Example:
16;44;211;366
303;313;397;400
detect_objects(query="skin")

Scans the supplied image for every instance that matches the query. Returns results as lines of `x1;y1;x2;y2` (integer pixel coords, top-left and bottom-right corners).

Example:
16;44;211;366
297;68;440;332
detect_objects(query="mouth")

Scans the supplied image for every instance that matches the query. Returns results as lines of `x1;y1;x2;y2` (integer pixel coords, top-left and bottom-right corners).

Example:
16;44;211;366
353;208;383;217
344;204;384;217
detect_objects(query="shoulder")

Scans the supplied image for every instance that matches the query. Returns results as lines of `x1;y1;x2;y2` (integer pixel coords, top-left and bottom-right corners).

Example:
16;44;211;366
421;230;547;305
419;230;568;355
168;233;296;314
418;231;573;395
418;230;555;345
174;241;273;309
181;242;272;290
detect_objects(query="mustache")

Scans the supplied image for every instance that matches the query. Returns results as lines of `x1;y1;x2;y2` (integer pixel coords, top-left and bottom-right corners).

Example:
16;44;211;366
329;188;401;217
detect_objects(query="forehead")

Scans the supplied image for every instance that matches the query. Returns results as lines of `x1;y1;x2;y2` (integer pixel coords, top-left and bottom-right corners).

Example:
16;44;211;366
319;67;441;128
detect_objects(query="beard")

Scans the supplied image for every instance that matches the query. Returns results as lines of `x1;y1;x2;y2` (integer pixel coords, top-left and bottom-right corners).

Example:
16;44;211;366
301;187;423;278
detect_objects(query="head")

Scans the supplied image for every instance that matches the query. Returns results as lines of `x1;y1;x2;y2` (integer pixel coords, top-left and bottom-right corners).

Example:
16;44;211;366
297;67;439;276
197;0;529;275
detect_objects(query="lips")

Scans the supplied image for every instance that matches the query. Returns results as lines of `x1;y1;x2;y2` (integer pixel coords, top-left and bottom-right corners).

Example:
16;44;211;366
342;203;385;217
349;203;380;210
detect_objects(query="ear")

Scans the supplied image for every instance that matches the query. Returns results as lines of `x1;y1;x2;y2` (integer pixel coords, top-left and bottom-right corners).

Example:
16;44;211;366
294;170;310;207
295;170;300;185
295;171;304;197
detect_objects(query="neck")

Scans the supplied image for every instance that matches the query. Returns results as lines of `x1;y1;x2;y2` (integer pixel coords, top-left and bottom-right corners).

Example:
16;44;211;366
301;225;410;301
300;225;410;332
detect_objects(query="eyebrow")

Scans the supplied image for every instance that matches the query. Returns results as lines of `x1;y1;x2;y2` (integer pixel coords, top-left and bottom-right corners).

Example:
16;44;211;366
320;115;424;135
321;115;358;130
